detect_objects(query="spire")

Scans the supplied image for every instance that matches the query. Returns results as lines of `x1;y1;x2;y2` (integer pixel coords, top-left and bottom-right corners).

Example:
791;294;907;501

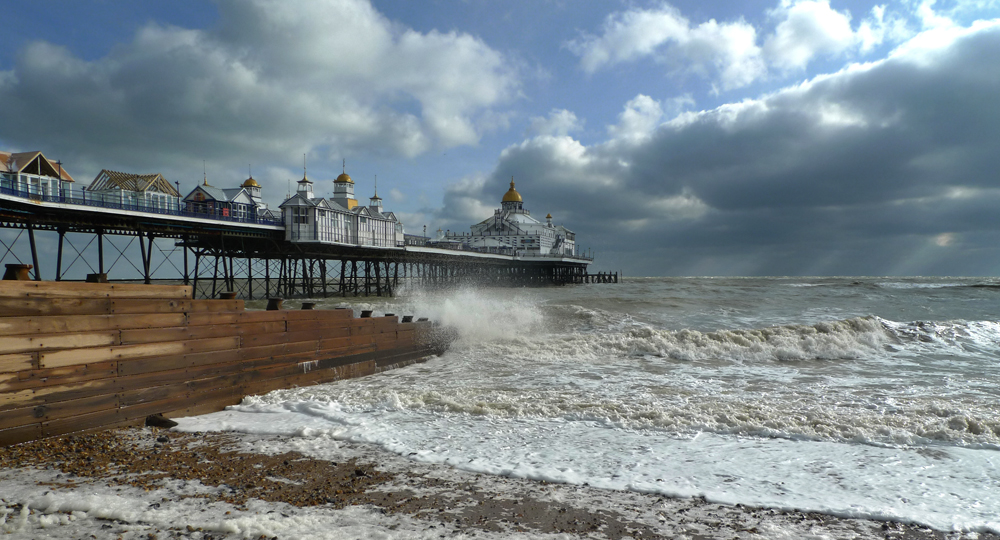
202;160;209;186
300;153;309;183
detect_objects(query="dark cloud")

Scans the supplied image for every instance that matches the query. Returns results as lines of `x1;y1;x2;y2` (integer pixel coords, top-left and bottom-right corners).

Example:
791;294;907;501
453;22;1000;275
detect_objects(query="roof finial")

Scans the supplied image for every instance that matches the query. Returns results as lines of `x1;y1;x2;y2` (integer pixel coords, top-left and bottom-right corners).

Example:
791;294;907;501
248;164;252;179
511;176;515;188
374;174;378;197
203;160;208;186
343;159;346;174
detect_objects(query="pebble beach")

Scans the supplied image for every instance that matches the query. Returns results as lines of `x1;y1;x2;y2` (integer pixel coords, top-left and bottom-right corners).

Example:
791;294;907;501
1;427;991;540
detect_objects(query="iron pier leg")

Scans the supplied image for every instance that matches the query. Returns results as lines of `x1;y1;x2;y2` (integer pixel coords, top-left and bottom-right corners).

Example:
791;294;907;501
193;251;201;298
320;260;327;297
211;251;220;298
182;235;189;285
247;256;254;300
138;232;147;283
340;259;347;297
55;228;65;281
97;229;104;275
27;225;40;281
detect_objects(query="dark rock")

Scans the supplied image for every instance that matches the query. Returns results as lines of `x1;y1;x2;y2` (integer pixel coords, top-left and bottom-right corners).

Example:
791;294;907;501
145;415;178;428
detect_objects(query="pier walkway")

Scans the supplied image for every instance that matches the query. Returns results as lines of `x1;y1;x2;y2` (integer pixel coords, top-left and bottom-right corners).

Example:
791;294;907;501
0;187;603;298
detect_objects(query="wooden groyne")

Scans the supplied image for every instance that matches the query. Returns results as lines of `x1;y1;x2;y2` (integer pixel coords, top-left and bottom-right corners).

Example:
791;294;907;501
0;281;444;446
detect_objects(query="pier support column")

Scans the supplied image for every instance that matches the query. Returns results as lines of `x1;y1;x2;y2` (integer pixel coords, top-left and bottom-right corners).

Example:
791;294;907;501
55;228;65;281
97;229;104;275
182;235;190;285
27;225;40;281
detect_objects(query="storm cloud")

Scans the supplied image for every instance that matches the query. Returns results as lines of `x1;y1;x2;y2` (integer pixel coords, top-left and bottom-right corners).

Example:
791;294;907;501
447;21;1000;275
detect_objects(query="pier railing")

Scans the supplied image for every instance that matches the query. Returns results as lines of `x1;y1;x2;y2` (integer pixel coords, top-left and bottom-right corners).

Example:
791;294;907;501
0;185;283;227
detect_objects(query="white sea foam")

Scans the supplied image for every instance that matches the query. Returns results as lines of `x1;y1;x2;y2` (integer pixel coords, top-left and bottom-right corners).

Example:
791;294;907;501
182;279;1000;534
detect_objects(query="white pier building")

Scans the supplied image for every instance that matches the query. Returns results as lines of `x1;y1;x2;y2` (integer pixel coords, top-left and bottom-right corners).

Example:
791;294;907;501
442;180;576;257
279;168;404;248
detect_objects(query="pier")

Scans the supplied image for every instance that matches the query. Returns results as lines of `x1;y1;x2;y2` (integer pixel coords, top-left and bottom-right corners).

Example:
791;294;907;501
0;184;595;298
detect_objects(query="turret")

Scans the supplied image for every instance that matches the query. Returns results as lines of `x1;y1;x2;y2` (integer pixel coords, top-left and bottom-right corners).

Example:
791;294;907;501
501;178;524;212
332;161;357;209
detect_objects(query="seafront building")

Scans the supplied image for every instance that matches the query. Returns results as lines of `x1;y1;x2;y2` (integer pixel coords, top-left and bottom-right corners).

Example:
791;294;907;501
441;180;576;257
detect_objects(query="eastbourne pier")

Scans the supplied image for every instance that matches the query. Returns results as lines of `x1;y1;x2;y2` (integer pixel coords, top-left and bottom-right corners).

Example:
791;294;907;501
0;151;611;298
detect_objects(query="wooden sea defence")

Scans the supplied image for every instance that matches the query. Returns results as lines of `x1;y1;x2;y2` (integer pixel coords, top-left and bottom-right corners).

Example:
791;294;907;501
0;281;443;447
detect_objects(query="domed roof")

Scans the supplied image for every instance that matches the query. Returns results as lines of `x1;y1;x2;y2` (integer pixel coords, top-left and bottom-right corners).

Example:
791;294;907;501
502;180;522;203
335;172;353;184
242;176;260;188
546;213;552;219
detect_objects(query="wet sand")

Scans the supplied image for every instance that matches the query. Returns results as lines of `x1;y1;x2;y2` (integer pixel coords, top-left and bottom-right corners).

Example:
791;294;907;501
0;428;992;539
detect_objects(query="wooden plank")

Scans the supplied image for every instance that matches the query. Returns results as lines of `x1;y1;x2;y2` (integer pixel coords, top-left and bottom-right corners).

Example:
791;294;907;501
189;299;244;312
120;322;278;345
41;409;123;439
0;281;192;300
0;353;33;373
0;313;185;335
38;336;241;369
0;423;42;447
40;414;144;441
241;330;323;348
109;299;191;314
125;387;243;420
238;340;318;362
285;319;353;334
236;310;290;324
0;298;111;317
0;315;111;337
187;311;241;326
0;378;118;411
0;392;118;430
318;335;375;352
0;361;117;394
0;332;118;355
284;309;348;321
117;349;242;377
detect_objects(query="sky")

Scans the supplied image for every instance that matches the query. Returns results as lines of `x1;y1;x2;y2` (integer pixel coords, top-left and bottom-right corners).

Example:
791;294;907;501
2;0;1000;276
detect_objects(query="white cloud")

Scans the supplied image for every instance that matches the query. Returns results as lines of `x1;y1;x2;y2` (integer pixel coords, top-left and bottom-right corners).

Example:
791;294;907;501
608;95;664;141
528;109;584;137
566;4;766;90
0;0;519;177
764;0;857;70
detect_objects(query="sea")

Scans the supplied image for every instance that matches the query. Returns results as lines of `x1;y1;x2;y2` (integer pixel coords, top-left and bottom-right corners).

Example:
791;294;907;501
179;277;1000;534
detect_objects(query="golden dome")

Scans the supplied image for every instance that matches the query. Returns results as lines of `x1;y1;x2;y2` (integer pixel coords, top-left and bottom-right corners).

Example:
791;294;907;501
546;213;552;219
502;180;522;203
335;172;353;184
242;176;260;188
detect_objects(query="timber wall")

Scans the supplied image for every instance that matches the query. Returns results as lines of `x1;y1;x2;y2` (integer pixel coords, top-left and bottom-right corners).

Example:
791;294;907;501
0;281;440;446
